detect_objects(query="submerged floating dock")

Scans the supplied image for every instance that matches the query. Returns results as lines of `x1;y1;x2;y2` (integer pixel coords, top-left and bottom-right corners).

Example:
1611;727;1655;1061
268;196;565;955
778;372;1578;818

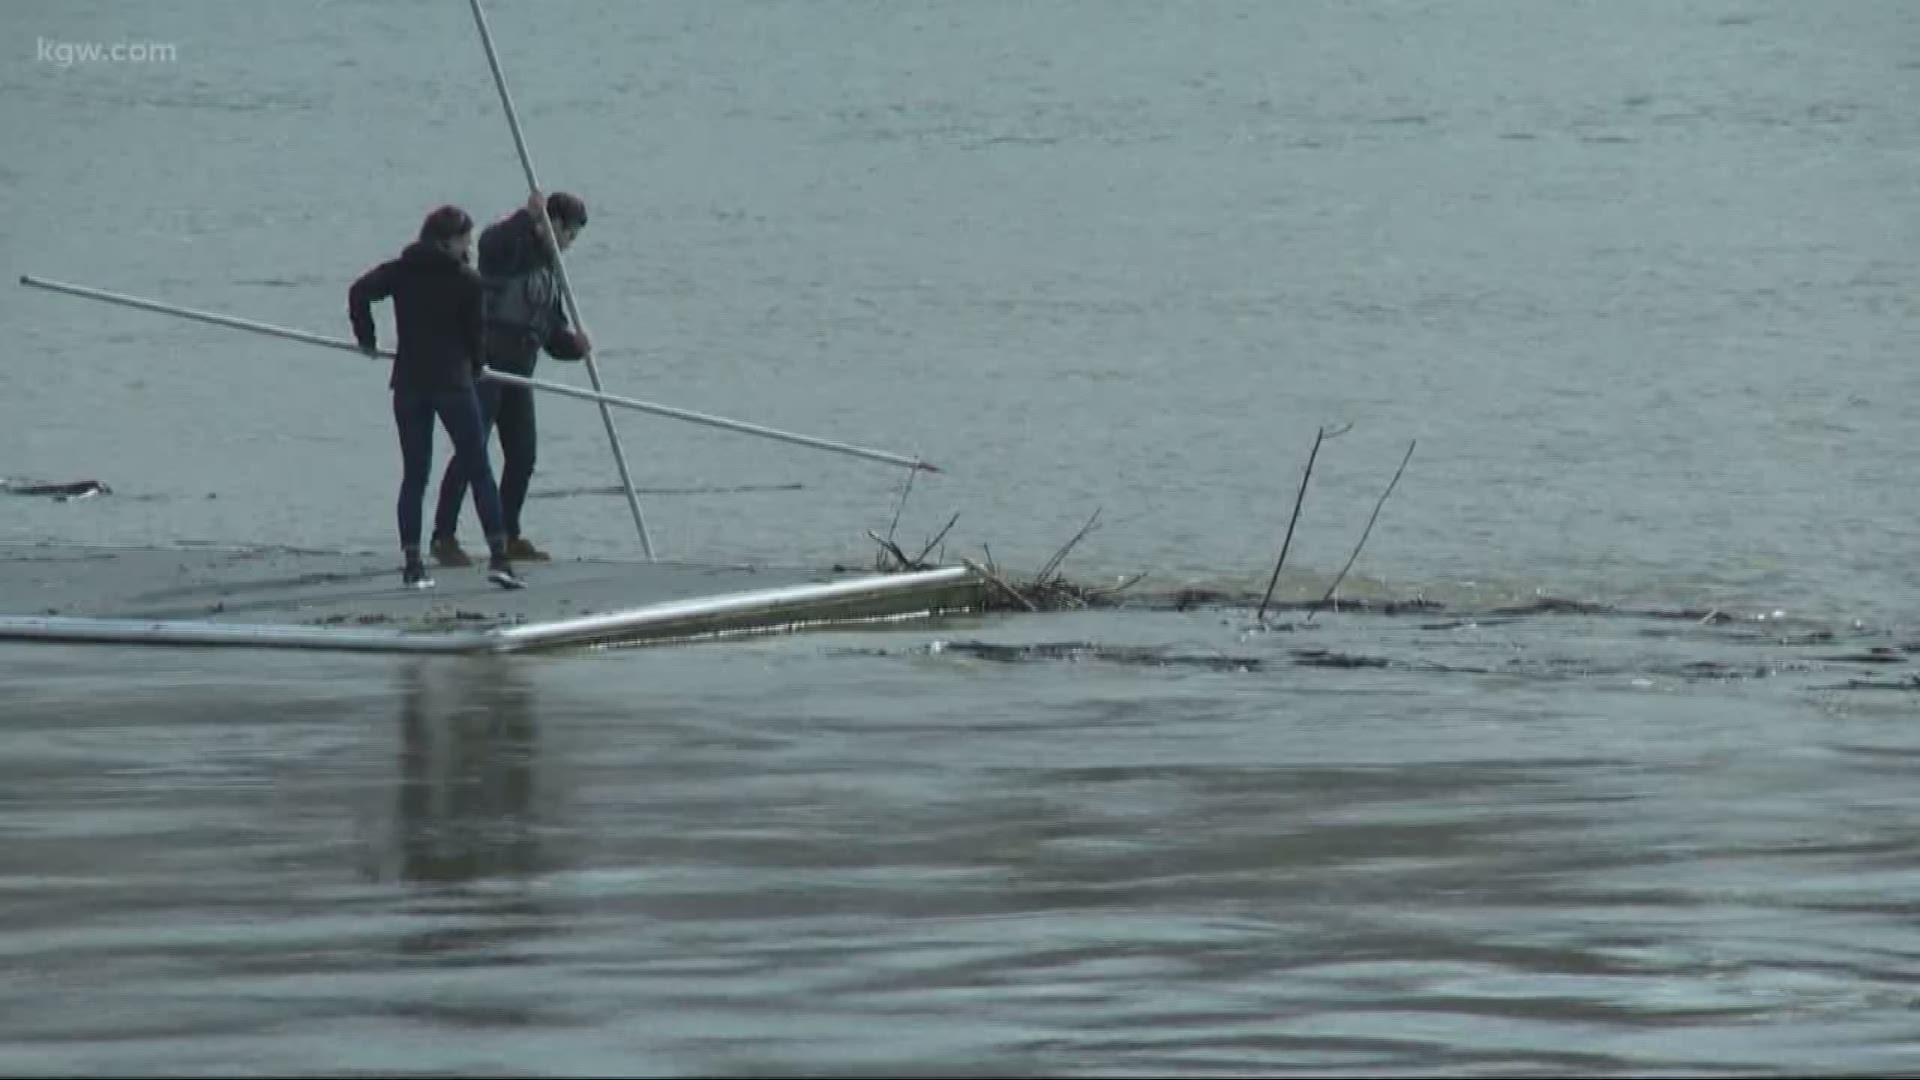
0;543;982;654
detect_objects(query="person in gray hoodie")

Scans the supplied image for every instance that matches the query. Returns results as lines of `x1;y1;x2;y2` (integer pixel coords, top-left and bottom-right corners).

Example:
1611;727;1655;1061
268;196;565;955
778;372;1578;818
429;190;591;567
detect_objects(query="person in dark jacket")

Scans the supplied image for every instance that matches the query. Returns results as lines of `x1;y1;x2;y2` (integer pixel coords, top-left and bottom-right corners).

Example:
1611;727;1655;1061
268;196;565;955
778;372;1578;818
349;205;527;591
428;189;591;567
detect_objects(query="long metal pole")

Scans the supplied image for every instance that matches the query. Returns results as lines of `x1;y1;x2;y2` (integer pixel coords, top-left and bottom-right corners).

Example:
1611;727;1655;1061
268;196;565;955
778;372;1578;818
483;370;939;472
20;274;373;356
467;0;655;560
17;275;940;473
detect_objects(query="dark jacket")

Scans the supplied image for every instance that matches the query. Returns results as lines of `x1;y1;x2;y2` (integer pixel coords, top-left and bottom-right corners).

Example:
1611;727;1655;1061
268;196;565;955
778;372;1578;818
477;209;587;376
348;241;485;392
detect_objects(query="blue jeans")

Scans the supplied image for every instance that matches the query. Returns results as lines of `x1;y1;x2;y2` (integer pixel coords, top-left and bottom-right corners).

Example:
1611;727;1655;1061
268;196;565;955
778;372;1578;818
432;379;537;541
393;387;506;551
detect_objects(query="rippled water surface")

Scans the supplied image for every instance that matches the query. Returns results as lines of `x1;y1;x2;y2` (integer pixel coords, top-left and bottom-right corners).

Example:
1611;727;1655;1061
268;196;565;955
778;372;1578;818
9;612;1920;1076
4;0;1920;1075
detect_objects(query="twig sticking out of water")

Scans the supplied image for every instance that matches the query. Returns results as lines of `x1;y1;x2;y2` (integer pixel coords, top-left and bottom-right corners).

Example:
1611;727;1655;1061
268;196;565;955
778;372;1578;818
869;510;962;573
1256;423;1351;623
965;510;1145;612
1035;507;1102;583
1306;439;1416;623
873;464;921;570
867;529;916;571
884;464;918;546
914;512;960;565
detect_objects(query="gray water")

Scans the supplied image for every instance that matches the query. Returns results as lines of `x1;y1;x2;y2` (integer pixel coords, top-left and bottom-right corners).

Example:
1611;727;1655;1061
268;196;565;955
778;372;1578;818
4;1;1920;1075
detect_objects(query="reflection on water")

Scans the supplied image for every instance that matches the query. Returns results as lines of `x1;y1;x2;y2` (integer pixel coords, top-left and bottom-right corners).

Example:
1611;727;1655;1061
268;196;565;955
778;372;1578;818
374;659;561;978
387;659;541;888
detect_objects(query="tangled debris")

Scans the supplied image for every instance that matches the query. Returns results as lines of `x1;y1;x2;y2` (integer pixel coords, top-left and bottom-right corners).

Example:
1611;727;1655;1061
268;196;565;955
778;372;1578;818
865;505;1149;612
856;423;1430;616
845;427;1906;662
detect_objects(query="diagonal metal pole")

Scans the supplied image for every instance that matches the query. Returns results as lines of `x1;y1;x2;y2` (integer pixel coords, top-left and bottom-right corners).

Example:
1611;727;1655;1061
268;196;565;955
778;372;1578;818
468;0;656;561
17;274;943;473
482;370;940;472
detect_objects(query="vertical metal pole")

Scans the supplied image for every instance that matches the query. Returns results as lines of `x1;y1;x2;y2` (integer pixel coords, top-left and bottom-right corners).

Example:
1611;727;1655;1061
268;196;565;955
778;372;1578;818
467;0;657;561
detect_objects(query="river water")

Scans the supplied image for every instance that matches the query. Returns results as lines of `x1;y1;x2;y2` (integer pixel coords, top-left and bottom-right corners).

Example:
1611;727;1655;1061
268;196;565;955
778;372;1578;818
4;1;1919;1075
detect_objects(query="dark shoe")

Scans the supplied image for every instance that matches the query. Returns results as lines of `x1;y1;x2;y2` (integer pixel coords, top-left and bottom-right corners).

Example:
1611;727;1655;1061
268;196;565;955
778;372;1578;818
487;557;527;590
505;537;551;562
403;560;435;590
430;535;473;567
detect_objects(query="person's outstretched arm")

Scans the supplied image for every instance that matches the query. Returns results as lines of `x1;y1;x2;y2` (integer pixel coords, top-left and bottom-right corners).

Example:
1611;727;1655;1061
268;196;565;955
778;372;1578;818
348;259;398;354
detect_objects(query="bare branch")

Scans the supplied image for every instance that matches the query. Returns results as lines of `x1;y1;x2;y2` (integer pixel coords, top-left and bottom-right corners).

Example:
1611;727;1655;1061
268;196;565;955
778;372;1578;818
1257;426;1331;622
866;528;919;572
912;512;961;565
884;465;918;545
1307;439;1416;622
1036;507;1102;583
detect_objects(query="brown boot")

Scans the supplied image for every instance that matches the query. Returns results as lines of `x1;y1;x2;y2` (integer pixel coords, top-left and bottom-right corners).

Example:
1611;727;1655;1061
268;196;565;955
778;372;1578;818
505;536;551;562
430;535;473;568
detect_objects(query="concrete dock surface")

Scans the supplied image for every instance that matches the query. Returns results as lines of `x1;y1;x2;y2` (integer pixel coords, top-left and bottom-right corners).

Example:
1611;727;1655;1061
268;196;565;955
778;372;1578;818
0;542;981;653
